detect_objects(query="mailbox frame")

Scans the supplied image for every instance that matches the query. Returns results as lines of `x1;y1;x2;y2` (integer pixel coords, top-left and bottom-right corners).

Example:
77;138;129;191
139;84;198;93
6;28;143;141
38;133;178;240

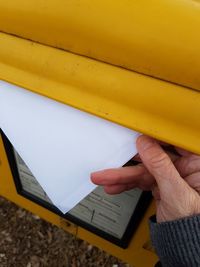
1;129;152;248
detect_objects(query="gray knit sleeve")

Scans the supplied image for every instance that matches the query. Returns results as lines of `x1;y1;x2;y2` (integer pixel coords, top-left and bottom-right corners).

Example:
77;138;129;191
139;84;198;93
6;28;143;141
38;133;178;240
149;215;200;267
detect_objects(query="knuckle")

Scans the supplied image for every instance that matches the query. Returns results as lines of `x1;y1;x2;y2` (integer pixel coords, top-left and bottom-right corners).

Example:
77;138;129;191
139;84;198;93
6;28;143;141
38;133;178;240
187;158;200;175
178;157;200;177
149;152;171;169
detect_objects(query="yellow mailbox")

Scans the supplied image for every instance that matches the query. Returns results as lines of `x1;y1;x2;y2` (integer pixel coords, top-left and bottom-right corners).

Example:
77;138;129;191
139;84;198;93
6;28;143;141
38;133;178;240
0;1;200;266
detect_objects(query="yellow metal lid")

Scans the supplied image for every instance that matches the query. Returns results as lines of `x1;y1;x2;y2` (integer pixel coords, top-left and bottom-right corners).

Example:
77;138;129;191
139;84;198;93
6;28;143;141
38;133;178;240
0;0;200;90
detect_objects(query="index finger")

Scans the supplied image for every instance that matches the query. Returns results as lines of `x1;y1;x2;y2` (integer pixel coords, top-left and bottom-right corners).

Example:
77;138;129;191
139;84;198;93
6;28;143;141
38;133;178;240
91;164;154;188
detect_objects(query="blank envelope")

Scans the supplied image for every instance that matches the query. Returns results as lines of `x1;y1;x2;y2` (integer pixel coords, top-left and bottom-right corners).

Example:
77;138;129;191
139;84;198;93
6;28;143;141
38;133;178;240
0;81;139;213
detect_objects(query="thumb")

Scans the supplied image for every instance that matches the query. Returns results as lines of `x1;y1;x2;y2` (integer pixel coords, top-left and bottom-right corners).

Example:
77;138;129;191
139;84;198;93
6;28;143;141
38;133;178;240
136;135;185;196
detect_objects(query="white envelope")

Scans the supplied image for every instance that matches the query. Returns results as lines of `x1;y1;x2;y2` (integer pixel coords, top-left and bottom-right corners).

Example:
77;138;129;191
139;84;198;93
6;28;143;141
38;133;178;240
0;80;139;213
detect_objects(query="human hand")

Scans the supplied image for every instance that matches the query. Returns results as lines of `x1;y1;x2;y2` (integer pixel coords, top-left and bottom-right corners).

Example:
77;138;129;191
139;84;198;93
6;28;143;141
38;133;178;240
91;135;200;223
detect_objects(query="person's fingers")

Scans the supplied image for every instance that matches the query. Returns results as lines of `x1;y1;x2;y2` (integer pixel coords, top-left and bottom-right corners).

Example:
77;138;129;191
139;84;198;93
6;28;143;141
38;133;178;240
104;183;136;194
134;149;179;164
91;164;155;189
184;172;200;194
136;135;188;196
164;150;179;163
91;164;145;185
175;147;195;157
174;156;200;178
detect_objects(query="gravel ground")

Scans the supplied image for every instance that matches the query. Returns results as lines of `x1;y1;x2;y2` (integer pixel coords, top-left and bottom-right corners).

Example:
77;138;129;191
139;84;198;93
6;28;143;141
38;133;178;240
0;196;130;267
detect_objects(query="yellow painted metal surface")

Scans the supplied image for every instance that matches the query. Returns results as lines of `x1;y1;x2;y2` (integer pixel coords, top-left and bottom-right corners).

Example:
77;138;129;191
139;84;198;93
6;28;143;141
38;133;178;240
0;135;158;267
0;0;200;91
1;32;200;155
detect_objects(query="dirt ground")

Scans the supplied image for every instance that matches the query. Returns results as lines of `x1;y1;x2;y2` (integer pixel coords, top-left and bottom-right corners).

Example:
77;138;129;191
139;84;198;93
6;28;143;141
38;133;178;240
0;196;130;267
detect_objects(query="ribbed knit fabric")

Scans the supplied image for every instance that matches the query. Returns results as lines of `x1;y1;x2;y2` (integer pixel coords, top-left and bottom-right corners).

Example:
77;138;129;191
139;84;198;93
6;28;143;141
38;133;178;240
149;215;200;267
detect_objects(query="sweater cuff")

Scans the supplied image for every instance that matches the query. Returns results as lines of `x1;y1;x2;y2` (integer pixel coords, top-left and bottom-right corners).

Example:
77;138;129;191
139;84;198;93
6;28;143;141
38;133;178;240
149;215;200;267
